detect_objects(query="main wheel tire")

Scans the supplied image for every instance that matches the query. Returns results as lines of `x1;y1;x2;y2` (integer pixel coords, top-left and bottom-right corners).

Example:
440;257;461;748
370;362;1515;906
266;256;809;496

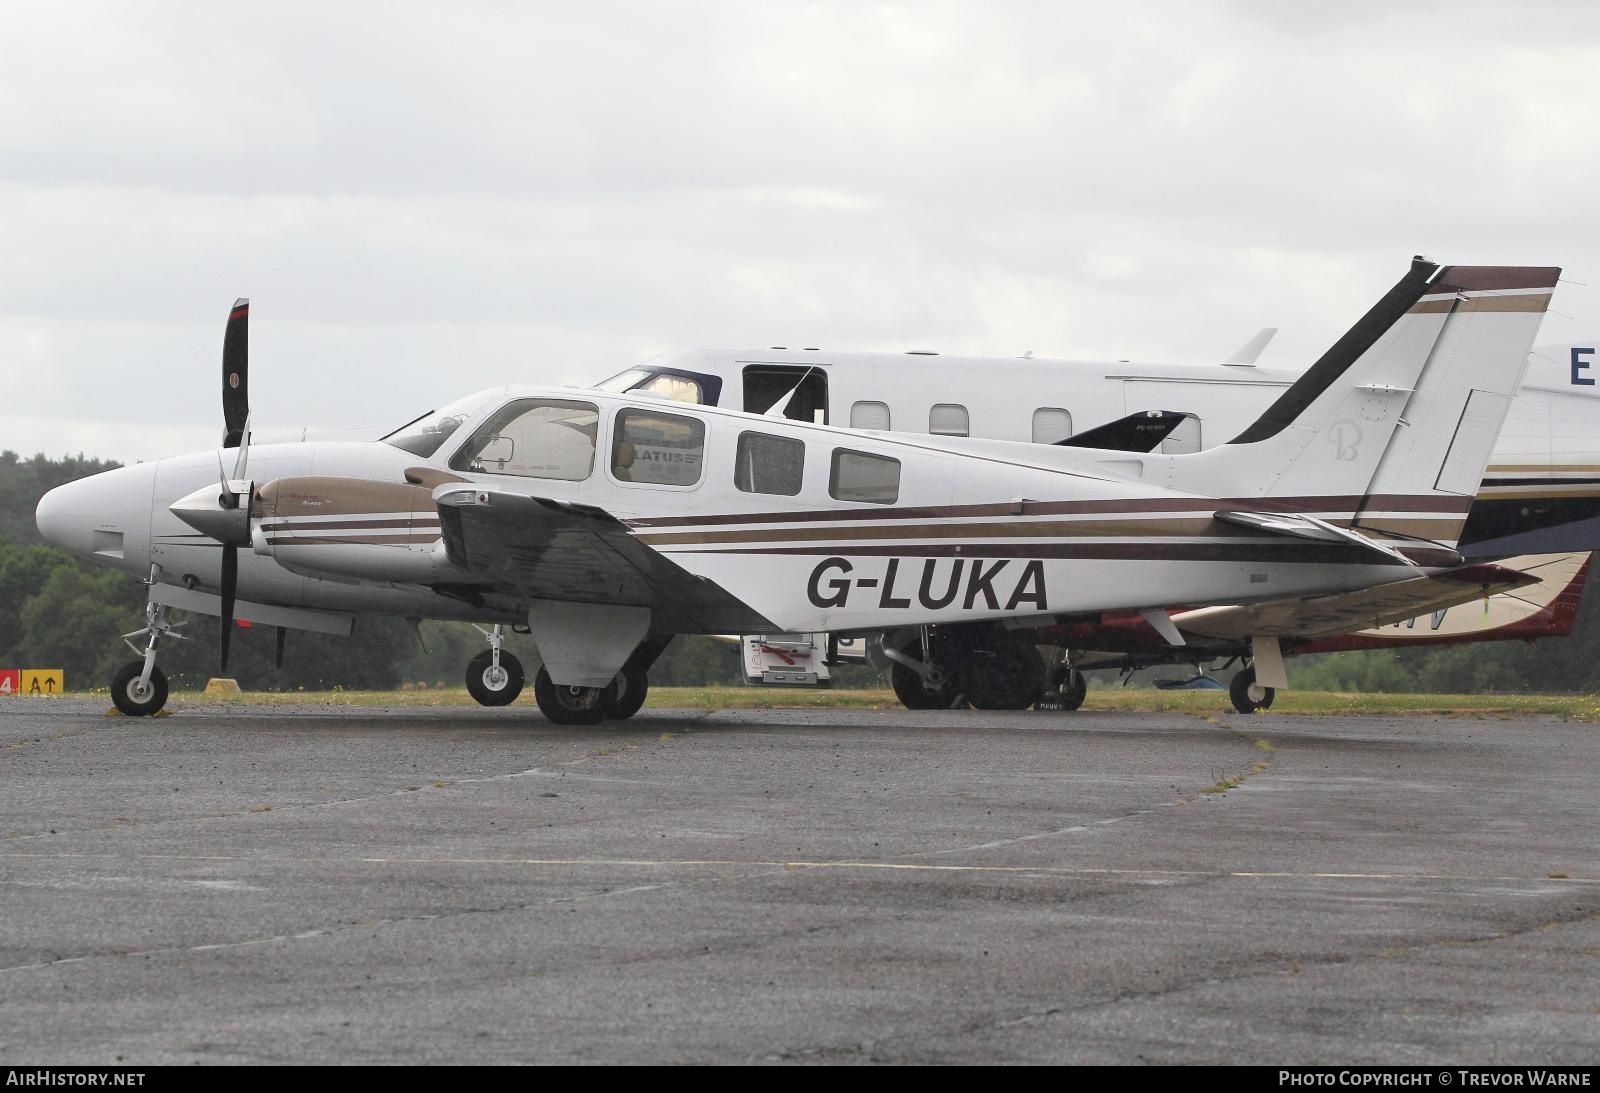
603;661;648;720
890;650;960;710
111;661;168;717
466;650;524;706
963;636;1046;710
533;667;612;726
1229;667;1275;714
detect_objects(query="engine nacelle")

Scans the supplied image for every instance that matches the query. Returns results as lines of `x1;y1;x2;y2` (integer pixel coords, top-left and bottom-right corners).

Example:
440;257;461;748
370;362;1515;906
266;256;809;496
250;475;465;585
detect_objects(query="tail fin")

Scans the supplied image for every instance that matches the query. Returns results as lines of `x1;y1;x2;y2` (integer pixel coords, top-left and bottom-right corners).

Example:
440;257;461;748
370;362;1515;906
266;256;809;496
1154;258;1559;551
1351;266;1559;539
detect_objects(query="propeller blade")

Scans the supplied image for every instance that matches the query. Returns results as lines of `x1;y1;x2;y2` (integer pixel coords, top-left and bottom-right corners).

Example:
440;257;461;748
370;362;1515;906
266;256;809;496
222;298;249;449
231;415;251;481
220;544;238;671
275;626;287;670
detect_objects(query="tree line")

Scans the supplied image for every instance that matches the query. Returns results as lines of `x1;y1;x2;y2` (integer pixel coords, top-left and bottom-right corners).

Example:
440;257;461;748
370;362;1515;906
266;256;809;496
3;450;1597;694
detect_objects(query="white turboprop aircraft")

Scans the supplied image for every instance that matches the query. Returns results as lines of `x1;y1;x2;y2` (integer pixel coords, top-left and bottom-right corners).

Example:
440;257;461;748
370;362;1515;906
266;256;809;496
35;258;1557;723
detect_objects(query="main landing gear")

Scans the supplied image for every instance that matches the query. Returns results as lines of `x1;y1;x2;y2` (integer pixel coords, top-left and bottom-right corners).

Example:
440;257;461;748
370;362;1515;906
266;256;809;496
473;629;666;726
1229;665;1275;714
110;601;184;717
962;633;1045;710
884;625;1048;711
531;657;649;726
885;631;963;710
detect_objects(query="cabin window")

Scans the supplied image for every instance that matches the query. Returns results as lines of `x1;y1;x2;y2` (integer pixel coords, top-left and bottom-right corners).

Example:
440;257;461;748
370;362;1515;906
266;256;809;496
830;449;900;505
850;401;891;430
1031;407;1073;444
613;408;706;486
929;403;969;436
449;398;598;480
734;431;805;496
1162;414;1202;454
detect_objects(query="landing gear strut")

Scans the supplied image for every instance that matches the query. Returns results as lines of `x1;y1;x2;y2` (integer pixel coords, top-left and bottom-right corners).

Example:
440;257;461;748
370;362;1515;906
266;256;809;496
111;601;183;717
1229;666;1275;714
466;624;524;706
885;630;962;710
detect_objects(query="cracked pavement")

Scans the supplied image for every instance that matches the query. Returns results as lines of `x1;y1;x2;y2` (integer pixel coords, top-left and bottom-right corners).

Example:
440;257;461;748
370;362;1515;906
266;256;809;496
0;698;1595;1063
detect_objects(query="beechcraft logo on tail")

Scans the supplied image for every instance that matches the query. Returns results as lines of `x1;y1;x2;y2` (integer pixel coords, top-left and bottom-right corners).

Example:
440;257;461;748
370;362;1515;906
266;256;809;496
806;557;1047;611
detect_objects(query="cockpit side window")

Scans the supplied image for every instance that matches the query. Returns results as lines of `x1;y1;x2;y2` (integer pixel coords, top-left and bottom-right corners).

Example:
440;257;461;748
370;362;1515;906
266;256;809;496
448;398;599;480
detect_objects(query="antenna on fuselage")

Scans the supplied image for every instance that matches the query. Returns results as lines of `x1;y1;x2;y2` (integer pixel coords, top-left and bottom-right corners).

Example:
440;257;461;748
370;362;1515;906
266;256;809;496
763;365;821;420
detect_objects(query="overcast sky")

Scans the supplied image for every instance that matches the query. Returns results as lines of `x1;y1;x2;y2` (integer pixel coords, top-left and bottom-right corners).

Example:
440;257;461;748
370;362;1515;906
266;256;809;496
2;1;1596;463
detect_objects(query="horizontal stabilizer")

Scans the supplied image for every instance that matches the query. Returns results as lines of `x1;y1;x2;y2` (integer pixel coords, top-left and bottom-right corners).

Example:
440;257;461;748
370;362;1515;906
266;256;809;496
1055;410;1189;453
1172;561;1545;642
1214;510;1455;567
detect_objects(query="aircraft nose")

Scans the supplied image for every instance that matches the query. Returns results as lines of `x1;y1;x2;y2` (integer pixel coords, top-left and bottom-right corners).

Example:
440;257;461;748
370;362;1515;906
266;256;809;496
35;478;95;554
35;463;157;569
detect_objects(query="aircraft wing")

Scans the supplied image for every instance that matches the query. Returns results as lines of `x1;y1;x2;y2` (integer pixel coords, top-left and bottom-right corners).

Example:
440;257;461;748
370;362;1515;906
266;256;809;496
433;484;776;633
1170;561;1545;641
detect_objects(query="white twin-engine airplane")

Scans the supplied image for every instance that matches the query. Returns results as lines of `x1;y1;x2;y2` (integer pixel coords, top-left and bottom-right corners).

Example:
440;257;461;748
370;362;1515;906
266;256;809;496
35;258;1557;723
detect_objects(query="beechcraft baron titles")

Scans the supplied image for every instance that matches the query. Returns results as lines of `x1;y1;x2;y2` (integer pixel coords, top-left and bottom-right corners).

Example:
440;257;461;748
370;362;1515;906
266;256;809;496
35;258;1558;723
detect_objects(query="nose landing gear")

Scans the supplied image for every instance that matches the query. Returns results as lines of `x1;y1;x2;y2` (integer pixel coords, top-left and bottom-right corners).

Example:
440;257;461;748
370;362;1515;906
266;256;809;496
110;601;184;717
465;625;525;706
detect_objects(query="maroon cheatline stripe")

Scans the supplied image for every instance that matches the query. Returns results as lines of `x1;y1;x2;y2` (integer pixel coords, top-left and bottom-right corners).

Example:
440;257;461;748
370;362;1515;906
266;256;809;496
660;542;1459;566
624;494;1470;529
259;524;444;537
265;535;440;547
1433;266;1561;292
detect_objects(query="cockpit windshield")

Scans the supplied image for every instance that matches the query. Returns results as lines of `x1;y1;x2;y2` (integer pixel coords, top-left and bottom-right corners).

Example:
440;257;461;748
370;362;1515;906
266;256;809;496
596;368;651;393
381;390;502;458
594;368;706;405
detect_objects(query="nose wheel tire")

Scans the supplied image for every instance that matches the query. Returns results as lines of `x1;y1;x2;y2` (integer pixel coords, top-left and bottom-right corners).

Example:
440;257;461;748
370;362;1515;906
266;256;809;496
603;661;649;720
466;650;524;706
1229;667;1275;714
534;667;615;726
111;661;169;718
